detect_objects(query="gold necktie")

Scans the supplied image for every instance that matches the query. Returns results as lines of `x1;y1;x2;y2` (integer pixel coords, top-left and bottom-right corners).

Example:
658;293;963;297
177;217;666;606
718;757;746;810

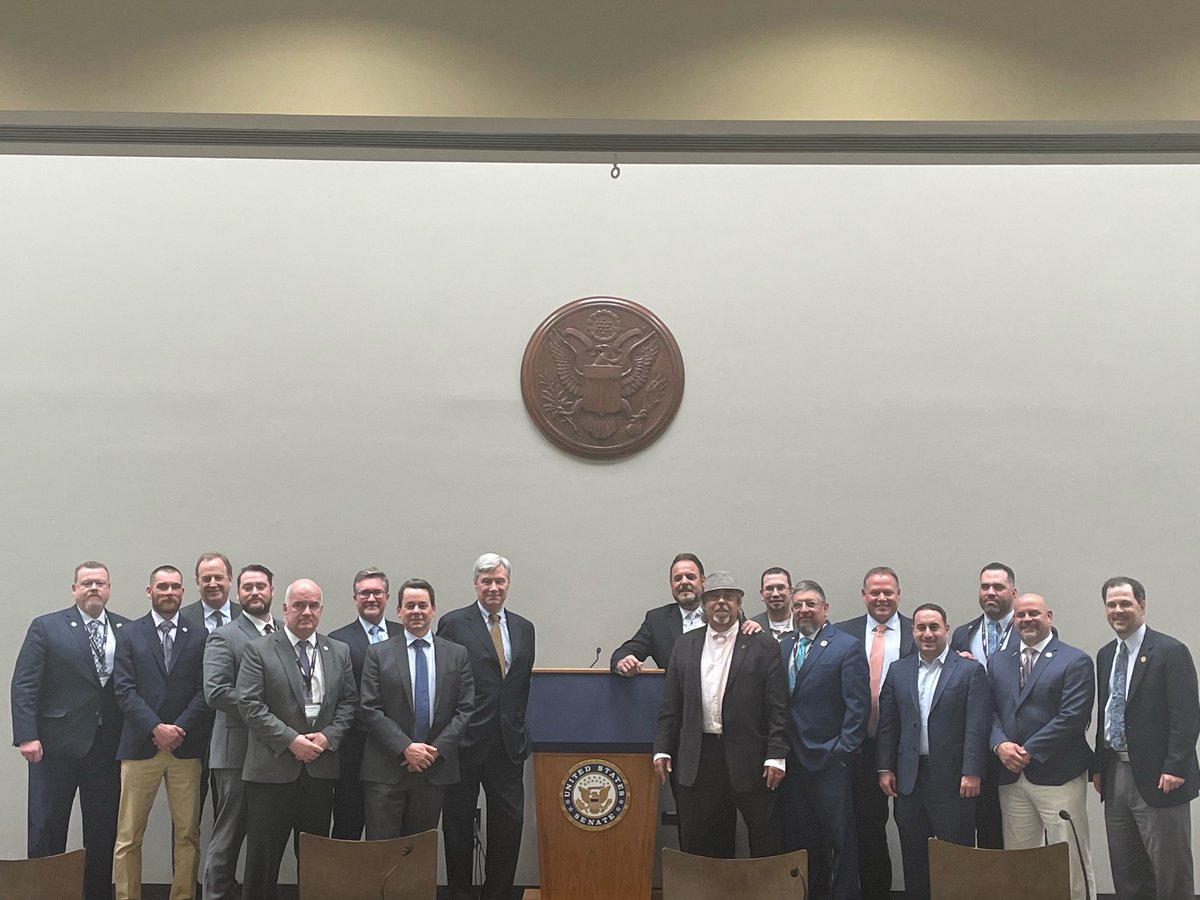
489;612;507;678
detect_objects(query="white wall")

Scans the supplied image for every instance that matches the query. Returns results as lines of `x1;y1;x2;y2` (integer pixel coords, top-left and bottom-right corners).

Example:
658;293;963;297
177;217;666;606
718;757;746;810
1;155;1197;890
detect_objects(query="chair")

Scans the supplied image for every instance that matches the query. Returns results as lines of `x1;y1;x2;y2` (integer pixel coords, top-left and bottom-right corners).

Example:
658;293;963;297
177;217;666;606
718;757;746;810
928;839;1070;899
298;830;437;900
0;849;85;900
661;848;809;900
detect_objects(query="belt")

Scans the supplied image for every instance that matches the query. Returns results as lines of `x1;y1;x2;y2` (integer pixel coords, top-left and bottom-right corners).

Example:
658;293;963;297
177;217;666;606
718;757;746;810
1114;750;1131;763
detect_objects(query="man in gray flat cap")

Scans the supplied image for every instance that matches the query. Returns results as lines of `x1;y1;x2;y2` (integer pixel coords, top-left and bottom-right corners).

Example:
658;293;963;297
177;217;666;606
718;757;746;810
653;571;789;858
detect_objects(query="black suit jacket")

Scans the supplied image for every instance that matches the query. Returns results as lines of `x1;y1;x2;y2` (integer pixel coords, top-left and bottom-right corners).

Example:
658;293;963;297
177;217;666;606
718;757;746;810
181;598;243;631
610;602;686;671
1094;627;1200;807
328;618;405;685
835;613;917;662
950;613;1015;660
113;613;212;760
436;603;535;766
654;627;789;793
11;606;130;758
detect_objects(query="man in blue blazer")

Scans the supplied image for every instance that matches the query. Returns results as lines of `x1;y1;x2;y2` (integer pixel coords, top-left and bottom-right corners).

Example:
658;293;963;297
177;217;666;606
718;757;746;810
11;561;130;900
835;566;915;900
437;553;535;900
1092;577;1199;900
112;565;213;900
611;552;706;674
327;567;404;840
988;592;1096;900
782;580;870;900
948;561;1017;850
877;603;991;900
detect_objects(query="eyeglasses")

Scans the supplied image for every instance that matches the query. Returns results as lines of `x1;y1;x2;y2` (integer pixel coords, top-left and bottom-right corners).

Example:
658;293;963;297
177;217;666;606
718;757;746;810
356;589;387;600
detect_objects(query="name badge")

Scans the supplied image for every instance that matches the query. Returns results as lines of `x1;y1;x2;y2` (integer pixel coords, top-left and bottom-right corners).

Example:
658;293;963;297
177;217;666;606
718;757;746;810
305;703;321;724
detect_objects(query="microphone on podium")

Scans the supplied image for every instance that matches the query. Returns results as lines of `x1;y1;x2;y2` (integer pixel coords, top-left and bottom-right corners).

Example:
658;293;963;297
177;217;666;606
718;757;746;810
1058;809;1091;900
789;865;808;899
378;843;414;900
588;646;602;668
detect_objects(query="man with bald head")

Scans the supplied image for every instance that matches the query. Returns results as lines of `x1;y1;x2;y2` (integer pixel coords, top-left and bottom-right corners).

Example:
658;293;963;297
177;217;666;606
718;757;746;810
237;579;357;900
988;593;1096;900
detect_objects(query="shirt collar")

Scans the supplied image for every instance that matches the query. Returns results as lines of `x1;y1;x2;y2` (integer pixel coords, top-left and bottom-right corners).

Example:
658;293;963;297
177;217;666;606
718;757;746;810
151;609;179;629
705;624;737;642
248;615;274;636
985;610;1014;630
284;625;315;648
201;598;233;621
1120;623;1147;657
1023;632;1053;655
680;605;702;622
359;616;386;637
476;601;505;623
79;607;107;626
920;646;950;668
404;630;433;647
872;612;900;631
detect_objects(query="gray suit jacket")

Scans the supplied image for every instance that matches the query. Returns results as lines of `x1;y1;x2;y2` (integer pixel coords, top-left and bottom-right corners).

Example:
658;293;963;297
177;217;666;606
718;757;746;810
236;629;357;783
359;634;475;786
203;614;280;769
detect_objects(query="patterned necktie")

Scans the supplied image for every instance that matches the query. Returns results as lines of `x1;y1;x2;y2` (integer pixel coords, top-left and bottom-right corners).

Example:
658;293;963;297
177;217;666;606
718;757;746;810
986;620;1001;658
209;609;224;632
488;612;507;678
296;641;313;703
412;638;431;742
789;636;811;691
1020;646;1036;688
159;620;175;669
87;619;106;678
868;622;886;734
1108;641;1129;750
370;624;384;644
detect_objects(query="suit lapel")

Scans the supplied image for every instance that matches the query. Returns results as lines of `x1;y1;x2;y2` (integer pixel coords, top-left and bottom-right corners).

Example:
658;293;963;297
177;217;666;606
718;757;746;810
314;635;343;717
394;637;415;718
1126;629;1152;701
463;608;503;674
65;607;104;686
273;633;308;709
793;624;830;691
169;620;199;674
930;652;958;711
1017;638;1056;705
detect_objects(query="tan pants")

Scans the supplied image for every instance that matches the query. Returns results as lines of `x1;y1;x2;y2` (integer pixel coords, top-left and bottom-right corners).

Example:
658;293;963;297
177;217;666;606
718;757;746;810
113;751;201;900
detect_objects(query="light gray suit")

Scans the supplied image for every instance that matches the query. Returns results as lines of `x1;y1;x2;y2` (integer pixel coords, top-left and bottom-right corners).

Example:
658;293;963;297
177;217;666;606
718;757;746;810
201;614;278;900
236;629;357;900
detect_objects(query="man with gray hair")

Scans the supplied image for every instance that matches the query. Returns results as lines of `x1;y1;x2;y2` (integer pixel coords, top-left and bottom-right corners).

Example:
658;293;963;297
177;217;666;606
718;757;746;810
437;554;536;900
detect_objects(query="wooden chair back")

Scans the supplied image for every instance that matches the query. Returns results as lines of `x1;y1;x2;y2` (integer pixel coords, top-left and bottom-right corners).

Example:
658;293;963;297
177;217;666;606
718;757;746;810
298;829;437;900
928;838;1071;899
0;849;85;900
661;848;808;900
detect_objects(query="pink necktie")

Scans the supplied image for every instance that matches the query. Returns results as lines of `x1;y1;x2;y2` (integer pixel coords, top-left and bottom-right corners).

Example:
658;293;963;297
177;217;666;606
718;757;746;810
869;622;886;734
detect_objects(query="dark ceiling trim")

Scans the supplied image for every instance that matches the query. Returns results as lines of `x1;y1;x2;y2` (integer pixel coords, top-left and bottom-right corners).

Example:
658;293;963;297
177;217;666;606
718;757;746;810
2;118;1199;162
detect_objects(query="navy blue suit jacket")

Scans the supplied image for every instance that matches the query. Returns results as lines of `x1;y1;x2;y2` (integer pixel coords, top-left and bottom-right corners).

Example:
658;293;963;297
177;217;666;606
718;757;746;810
610;602;684;671
1094;627;1200;807
113;613;212;760
780;623;870;771
876;651;992;796
11;606;130;758
987;635;1094;786
437;603;535;766
328;618;404;685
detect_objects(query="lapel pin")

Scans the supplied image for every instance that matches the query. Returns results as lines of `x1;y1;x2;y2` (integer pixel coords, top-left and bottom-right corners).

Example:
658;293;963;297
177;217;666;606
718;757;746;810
70;621;77;627
181;626;189;633
1140;656;1147;663
1045;651;1053;658
116;623;122;628
820;640;828;647
322;645;329;651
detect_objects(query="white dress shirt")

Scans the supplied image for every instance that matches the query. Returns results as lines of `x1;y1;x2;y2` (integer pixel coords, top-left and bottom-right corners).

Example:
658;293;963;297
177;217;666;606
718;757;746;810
865;611;903;685
476;601;511;667
284;626;325;705
202;599;234;632
405;630;437;728
968;610;1014;664
917;647;948;755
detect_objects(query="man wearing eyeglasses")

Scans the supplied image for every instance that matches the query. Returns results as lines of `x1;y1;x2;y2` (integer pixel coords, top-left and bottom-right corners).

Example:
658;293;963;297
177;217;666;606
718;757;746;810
328;568;403;840
751;567;795;642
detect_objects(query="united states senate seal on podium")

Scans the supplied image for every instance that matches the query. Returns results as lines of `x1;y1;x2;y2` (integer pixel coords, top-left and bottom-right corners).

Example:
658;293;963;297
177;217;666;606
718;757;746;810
561;759;630;831
520;296;685;459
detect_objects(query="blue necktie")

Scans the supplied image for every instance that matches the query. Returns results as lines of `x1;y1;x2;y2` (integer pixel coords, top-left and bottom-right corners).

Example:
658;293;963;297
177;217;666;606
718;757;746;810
789;637;811;691
1109;641;1128;750
986;620;1001;658
369;624;384;644
412;638;431;742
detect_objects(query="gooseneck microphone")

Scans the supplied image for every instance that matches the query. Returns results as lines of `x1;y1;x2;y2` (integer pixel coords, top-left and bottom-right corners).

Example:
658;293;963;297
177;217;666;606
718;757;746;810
588;646;602;668
378;842;414;900
789;865;809;899
1058;809;1091;900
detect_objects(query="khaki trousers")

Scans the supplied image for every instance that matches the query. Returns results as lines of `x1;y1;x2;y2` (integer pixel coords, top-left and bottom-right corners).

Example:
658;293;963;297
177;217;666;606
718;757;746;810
113;751;201;900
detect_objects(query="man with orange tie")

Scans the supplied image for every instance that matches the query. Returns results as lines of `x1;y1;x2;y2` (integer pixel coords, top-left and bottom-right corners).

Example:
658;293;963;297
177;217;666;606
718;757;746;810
437;554;536;900
835;566;915;900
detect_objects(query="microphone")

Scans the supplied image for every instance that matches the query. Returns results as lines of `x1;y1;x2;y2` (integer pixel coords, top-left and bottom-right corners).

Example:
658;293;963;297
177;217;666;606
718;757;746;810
378;843;414;900
588;646;602;668
1058;809;1091;900
789;865;809;899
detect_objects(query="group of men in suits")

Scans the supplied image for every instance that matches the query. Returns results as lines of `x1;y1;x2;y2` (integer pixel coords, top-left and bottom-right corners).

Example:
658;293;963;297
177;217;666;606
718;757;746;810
12;552;535;900
618;556;1200;900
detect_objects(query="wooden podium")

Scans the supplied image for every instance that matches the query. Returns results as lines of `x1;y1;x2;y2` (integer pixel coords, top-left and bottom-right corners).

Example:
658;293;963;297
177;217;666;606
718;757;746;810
527;668;665;900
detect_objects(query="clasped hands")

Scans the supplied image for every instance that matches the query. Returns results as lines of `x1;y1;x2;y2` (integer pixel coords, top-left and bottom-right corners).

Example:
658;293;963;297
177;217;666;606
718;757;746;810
152;723;186;753
403;742;439;773
289;732;330;762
